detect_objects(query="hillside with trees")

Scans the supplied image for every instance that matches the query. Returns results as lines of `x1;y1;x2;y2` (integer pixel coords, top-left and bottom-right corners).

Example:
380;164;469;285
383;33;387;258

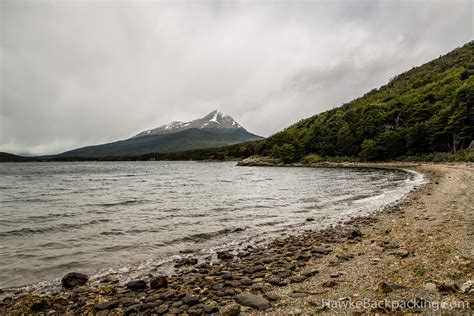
148;41;473;163
257;41;473;162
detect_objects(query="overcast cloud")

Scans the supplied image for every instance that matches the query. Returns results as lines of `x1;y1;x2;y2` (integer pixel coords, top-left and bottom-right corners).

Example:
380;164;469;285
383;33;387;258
1;0;472;155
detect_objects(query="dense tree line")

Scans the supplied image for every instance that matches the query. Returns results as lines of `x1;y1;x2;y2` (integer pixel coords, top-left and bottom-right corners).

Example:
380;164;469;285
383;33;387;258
164;41;472;163
251;42;474;162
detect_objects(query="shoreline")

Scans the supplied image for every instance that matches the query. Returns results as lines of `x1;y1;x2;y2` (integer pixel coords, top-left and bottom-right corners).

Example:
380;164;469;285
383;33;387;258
1;163;472;314
255;162;473;314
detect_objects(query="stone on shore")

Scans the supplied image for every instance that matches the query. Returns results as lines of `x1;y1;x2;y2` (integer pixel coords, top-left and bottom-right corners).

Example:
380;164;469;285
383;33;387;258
150;275;168;289
301;269;319;277
182;294;200;306
234;292;271;310
94;300;119;311
217;251;234;260
126;280;147;291
376;281;404;293
311;247;332;255
437;281;459;293
424;282;437;291
289;275;307;283
226;304;241;315
174;257;198;267
377;281;393;293
389;249;410;258
197;303;219;313
461;280;474;294
288;292;308;298
264;293;278;301
321;280;337;287
30;299;50;312
349;229;362;239
61;272;89;289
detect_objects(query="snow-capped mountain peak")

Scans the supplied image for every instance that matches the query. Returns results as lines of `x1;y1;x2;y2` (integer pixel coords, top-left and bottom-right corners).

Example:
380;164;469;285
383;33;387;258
199;110;242;129
133;110;243;138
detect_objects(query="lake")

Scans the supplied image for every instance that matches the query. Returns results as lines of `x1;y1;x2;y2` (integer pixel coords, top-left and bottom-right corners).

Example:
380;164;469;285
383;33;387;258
0;161;423;294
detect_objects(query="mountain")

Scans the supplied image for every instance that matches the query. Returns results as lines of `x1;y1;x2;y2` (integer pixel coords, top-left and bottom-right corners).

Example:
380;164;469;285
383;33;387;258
0;152;32;162
147;41;473;162
56;110;263;158
133;110;242;137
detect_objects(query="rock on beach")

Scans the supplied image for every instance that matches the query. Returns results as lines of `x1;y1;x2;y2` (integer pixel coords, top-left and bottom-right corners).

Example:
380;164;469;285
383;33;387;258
234;292;271;310
61;272;89;289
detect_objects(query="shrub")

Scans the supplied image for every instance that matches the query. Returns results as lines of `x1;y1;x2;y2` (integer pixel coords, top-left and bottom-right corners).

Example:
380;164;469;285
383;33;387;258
303;154;322;163
272;143;297;163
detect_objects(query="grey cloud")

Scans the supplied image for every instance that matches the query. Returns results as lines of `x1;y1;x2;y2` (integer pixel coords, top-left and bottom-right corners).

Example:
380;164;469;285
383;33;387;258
1;0;472;155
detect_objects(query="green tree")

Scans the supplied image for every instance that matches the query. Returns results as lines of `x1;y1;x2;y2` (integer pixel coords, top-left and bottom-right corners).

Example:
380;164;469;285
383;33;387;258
406;123;430;154
374;130;406;159
445;80;474;151
356;106;386;141
336;121;358;156
359;139;378;161
272;143;297;163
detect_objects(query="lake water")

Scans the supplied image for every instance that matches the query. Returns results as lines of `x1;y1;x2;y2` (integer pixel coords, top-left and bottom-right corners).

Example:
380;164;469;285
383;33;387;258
0;161;424;294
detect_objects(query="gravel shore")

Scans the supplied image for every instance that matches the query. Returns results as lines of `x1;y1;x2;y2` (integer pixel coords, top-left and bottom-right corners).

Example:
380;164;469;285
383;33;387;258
248;163;474;314
1;163;472;315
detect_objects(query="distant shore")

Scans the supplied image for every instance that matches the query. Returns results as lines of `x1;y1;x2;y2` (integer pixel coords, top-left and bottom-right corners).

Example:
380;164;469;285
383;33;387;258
1;163;472;314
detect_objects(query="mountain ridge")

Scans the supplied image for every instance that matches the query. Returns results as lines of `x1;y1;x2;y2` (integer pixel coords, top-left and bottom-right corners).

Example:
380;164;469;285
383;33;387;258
133;110;243;138
53;110;262;158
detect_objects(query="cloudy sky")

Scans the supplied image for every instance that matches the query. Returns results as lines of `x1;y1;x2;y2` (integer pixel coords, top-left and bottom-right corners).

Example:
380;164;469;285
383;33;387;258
1;0;472;155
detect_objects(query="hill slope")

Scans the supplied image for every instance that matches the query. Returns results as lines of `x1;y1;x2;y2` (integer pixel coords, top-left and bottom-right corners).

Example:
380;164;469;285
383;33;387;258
0;152;32;162
159;41;472;162
55;111;262;158
262;41;474;161
58;128;262;158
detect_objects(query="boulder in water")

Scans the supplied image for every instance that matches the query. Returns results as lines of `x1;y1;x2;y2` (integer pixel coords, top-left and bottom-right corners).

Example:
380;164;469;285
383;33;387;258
61;272;89;289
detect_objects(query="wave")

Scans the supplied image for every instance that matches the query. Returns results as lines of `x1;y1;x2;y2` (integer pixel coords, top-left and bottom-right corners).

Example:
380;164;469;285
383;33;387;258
89;200;144;207
255;220;286;227
101;245;139;252
27;212;77;221
2;198;61;203
0;219;110;237
122;228;164;235
0;213;78;225
100;231;126;236
167;227;247;244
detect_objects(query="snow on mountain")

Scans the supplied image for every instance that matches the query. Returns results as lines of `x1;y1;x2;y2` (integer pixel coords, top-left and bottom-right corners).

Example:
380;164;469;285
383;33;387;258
133;110;243;138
